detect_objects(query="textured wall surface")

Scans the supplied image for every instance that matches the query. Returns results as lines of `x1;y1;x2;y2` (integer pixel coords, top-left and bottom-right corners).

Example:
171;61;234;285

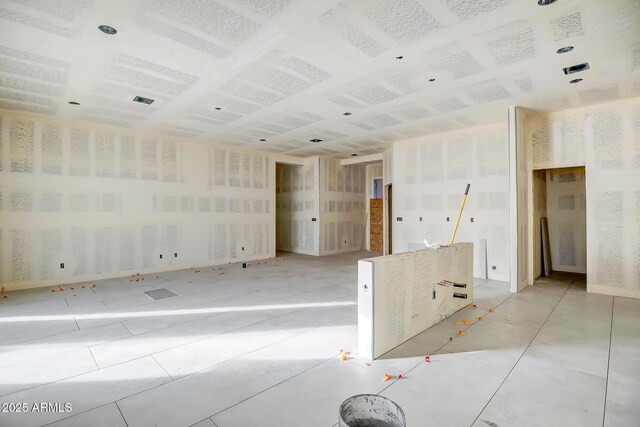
546;168;587;274
319;158;366;255
358;243;473;359
528;97;640;298
0;111;278;290
391;122;509;281
275;158;319;255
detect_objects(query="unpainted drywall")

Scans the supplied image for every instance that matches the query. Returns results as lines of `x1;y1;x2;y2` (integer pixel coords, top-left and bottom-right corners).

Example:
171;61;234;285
275;158;319;255
546;168;587;274
365;162;383;251
528;96;640;298
390;122;509;281
512;106;530;292
319;157;367;255
358;243;473;359
0;111;292;291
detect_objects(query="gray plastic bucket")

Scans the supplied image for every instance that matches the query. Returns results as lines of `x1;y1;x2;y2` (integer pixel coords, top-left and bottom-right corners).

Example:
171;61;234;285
339;394;406;427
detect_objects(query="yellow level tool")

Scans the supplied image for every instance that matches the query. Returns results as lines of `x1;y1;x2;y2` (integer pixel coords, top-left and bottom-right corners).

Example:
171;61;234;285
450;183;470;245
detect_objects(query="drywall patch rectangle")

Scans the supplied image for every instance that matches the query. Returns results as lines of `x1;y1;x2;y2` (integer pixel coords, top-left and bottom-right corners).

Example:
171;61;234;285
140;139;158;180
120;135;136;179
69;128;90;176
95;131;115;177
41;124;63;174
10;118;34;172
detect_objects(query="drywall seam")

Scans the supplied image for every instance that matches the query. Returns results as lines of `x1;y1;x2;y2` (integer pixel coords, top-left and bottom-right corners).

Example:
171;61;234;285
0;110;305;291
387;121;509;281
526;96;640;298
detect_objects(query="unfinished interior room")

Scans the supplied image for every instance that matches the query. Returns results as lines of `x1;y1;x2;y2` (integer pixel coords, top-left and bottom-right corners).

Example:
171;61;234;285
0;0;639;426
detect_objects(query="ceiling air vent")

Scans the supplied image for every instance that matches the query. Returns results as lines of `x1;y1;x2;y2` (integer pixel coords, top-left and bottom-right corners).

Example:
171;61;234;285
563;62;590;75
133;96;154;104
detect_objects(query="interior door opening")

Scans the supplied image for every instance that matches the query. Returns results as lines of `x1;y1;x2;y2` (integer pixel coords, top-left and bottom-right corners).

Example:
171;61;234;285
532;166;587;281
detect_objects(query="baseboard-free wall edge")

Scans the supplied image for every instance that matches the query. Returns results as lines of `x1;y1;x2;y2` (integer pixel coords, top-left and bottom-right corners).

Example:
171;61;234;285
1;254;277;292
588;284;640;299
319;247;365;256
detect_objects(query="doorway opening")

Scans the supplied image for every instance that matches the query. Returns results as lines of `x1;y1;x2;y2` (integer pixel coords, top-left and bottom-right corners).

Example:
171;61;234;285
532;166;586;281
367;168;383;253
275;163;300;254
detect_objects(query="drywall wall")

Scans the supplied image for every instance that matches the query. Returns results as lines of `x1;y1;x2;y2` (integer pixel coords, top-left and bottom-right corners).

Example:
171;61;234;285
319;157;366;255
390;122;509;281
0;110;302;291
511;106;530;292
546;167;587;274
365;162;383;251
275;158;320;255
528;97;640;298
358;243;473;359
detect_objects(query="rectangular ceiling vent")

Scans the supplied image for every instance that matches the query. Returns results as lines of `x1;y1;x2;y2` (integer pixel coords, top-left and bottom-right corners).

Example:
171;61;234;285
563;62;590;75
133;95;155;104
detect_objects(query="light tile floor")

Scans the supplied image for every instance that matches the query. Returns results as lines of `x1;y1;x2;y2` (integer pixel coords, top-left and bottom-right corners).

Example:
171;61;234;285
0;252;638;426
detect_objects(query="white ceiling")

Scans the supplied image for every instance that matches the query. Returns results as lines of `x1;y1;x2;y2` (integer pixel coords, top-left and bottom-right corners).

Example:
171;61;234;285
0;0;639;157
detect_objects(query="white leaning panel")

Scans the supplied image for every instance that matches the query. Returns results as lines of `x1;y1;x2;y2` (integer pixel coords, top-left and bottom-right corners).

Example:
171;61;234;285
357;243;473;360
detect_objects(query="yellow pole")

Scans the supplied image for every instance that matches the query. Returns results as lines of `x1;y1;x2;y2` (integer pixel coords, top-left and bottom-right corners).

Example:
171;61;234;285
450;184;470;245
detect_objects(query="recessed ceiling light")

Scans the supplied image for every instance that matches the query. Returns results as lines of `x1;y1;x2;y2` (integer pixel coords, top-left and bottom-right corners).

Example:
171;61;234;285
569;78;583;84
395;56;403;60
309;139;323;143
537;0;557;5
563;62;590;75
428;78;436;82
214;107;222;110
68;101;80;105
343;112;352;116
133;96;154;104
556;46;574;54
260;139;266;142
351;154;358;157
98;25;117;35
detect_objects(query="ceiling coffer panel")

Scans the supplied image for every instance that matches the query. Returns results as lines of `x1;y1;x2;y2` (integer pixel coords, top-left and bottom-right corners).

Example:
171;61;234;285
550;11;585;41
137;14;231;59
148;0;262;46
445;0;512;21
425;43;486;79
362;0;441;42
247;68;313;96
281;57;332;82
0;8;76;38
483;21;536;65
466;82;511;103
6;0;94;22
347;82;400;105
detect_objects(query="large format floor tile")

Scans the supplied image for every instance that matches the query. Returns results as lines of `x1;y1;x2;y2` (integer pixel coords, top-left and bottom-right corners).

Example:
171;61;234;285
1;253;638;427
